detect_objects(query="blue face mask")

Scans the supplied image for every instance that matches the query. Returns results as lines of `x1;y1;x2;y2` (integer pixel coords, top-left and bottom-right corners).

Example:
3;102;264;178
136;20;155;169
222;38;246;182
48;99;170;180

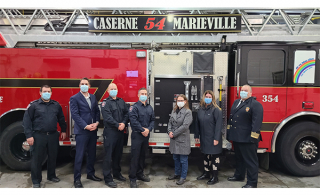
41;92;51;100
240;91;248;99
80;85;89;93
109;90;118;97
204;98;212;104
139;95;147;102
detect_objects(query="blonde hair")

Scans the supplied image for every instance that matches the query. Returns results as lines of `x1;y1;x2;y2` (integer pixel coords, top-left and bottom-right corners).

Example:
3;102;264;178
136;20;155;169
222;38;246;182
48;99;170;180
174;94;190;111
200;90;220;109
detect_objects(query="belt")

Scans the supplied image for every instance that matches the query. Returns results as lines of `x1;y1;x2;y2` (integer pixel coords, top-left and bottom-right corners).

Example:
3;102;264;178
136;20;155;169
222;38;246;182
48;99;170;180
35;131;57;135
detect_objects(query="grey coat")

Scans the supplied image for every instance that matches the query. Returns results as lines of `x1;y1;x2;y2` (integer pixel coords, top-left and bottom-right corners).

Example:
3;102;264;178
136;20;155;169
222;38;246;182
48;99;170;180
167;107;193;155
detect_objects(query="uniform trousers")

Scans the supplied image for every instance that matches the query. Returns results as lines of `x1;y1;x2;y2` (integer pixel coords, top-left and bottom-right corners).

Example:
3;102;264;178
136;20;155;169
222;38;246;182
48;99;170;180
129;131;149;181
74;132;97;181
233;142;259;186
31;131;59;184
103;130;124;182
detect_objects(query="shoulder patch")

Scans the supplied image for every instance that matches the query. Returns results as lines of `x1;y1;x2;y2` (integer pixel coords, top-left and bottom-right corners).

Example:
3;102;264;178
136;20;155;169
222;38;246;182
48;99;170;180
129;106;133;112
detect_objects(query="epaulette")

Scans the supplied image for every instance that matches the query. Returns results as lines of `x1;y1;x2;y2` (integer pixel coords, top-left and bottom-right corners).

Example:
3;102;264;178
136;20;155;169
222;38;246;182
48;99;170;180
27;99;37;109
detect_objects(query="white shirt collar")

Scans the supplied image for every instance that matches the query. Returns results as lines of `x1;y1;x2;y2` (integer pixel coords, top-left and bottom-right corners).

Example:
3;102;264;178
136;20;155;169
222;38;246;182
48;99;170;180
80;91;90;99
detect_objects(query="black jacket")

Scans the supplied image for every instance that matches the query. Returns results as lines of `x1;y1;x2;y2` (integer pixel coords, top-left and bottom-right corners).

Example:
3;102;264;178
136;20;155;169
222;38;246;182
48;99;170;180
129;101;155;133
195;104;223;154
101;96;129;133
23;98;67;139
227;97;264;143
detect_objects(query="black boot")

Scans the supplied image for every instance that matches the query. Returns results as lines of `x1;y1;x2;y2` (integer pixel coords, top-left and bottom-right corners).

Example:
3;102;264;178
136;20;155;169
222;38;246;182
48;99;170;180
196;171;210;180
207;171;218;185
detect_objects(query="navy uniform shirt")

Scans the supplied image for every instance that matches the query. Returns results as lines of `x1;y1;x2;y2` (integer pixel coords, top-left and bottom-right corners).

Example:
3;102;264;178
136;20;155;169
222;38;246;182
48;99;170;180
101;96;129;131
129;101;155;133
227;97;263;143
23;98;67;139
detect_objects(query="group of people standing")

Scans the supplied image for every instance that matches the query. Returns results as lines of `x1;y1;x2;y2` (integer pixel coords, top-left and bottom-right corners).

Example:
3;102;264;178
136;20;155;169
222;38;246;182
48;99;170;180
23;77;263;188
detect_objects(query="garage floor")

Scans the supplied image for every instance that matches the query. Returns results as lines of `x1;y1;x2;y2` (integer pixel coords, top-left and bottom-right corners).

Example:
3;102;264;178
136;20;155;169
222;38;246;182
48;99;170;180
0;148;319;188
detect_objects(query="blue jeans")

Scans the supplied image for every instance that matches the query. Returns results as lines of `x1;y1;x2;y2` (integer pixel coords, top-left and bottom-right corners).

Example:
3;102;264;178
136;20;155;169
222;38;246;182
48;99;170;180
173;154;188;179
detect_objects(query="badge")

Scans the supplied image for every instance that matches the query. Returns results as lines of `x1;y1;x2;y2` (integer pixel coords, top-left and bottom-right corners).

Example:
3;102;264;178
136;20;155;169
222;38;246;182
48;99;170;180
246;107;250;112
101;102;106;107
129;106;133;112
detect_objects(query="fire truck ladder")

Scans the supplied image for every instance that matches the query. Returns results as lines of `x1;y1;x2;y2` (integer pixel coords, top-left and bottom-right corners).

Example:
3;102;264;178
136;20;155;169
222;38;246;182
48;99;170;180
0;8;320;48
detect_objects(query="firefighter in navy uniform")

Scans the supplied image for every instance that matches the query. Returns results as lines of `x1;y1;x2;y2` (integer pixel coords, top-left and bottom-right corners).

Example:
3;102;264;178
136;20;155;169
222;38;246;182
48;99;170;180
128;88;155;188
101;83;129;188
227;84;263;188
23;85;67;188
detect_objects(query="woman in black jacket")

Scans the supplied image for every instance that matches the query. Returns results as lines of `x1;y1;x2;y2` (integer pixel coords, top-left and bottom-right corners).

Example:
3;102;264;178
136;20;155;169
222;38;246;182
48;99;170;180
194;90;222;185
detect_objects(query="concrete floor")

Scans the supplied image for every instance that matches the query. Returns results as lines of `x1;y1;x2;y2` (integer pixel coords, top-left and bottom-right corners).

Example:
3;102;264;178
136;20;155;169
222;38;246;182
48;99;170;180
0;148;319;188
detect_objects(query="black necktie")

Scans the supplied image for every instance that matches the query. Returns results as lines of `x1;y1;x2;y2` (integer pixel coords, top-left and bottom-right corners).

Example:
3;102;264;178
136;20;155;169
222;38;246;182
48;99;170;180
236;100;243;108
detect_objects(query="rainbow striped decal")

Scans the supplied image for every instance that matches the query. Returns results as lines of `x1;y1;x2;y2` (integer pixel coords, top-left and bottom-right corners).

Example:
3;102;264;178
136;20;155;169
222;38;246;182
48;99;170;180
293;59;315;83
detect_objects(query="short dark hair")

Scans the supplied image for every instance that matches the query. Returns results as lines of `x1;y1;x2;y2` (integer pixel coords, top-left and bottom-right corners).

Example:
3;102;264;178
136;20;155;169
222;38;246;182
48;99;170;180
138;87;147;95
80;77;90;84
40;85;52;92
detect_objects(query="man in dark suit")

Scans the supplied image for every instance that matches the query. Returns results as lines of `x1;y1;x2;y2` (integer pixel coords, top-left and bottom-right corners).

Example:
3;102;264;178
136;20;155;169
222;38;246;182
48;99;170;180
227;84;263;188
70;77;102;188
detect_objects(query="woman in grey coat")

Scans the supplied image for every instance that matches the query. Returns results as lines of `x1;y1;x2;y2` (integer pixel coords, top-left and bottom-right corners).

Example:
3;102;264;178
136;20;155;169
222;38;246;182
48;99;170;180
167;94;193;185
194;90;222;185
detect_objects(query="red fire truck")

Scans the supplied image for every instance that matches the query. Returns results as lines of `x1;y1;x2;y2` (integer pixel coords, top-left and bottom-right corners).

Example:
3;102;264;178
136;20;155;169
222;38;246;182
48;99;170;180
0;8;319;177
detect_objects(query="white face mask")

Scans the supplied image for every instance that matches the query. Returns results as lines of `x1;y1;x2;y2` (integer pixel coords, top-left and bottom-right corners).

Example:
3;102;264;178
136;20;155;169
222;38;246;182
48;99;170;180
177;102;185;108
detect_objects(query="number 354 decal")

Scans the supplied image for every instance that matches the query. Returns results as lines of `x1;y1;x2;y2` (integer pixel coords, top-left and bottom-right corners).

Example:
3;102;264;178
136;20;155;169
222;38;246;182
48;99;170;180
262;95;279;102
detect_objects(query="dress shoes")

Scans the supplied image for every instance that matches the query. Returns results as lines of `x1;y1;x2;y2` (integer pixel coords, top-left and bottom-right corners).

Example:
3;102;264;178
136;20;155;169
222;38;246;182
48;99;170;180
130;180;138;188
48;177;60;182
196;172;210;180
137;174;150;182
105;181;117;188
74;180;83;188
113;174;126;182
87;175;102;181
242;184;257;188
176;178;186;185
168;174;180;180
33;184;40;188
207;177;219;185
227;176;244;182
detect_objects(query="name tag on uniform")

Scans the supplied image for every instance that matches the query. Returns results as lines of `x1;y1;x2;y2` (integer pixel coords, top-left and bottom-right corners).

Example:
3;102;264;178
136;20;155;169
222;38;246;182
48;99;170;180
227;125;230;129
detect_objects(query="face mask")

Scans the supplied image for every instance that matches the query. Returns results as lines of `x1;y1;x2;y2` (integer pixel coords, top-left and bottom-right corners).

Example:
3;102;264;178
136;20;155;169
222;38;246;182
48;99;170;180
139;95;147;102
240;91;248;99
80;85;89;93
109;90;118;97
41;92;51;100
204;98;212;104
177;102;185;108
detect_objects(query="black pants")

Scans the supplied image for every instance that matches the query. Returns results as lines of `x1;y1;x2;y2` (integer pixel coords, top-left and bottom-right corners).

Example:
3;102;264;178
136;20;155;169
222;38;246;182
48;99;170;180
103;130;124;182
74;132;97;181
203;153;220;174
129;131;149;181
31;131;59;184
233;142;259;186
